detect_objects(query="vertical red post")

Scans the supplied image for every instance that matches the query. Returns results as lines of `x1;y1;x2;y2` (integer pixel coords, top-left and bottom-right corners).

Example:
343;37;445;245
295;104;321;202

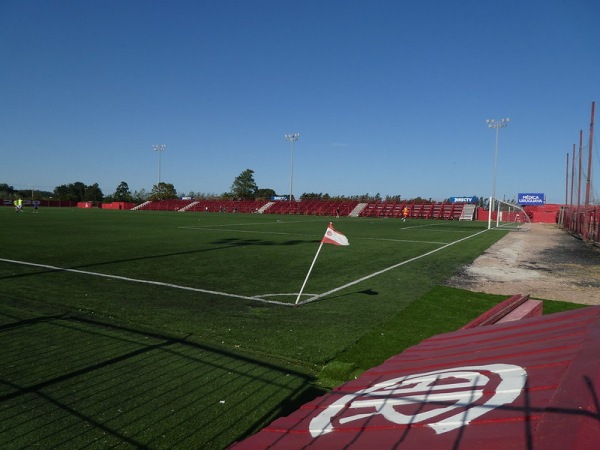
583;101;595;240
565;152;569;208
578;130;583;234
570;144;575;207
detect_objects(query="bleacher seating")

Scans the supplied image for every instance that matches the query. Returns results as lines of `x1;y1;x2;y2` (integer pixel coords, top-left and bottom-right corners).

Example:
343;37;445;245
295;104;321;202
357;201;469;220
136;199;194;211
420;203;433;218
440;203;452;219
263;200;359;216
186;199;267;213
135;199;266;213
134;199;471;221
359;201;406;218
410;203;424;218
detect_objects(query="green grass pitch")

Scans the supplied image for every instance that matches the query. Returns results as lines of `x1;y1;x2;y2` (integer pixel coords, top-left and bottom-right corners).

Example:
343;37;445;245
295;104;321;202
0;207;584;448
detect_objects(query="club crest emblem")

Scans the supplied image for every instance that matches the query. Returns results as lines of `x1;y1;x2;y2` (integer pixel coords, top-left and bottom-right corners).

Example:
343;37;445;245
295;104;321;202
310;363;526;437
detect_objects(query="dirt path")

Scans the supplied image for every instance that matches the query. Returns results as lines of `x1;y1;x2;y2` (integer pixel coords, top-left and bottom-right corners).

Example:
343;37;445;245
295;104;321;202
445;224;600;305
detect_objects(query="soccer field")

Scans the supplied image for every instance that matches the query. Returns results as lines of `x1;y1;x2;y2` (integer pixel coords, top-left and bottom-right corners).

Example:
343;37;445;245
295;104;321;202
0;208;582;448
0;209;500;361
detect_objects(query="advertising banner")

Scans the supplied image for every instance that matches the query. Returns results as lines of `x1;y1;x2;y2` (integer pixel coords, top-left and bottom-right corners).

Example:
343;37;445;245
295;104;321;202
449;196;478;203
271;195;291;201
518;193;545;205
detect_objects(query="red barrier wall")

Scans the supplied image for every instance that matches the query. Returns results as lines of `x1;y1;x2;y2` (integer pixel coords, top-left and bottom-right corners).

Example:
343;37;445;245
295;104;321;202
101;202;136;210
477;204;560;224
524;204;560;223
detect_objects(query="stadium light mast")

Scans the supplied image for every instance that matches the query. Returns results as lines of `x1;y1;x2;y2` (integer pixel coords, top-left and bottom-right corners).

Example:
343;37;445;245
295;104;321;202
152;144;167;184
284;133;300;201
486;118;509;229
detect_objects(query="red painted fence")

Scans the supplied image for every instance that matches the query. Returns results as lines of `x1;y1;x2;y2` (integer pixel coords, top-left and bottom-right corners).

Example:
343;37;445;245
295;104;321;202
560;205;600;243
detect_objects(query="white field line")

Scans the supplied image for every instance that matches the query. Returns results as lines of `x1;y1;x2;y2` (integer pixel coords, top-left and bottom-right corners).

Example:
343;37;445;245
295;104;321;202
1;226;488;308
398;223;440;230
297;228;489;306
0;258;292;307
399;223;481;233
362;237;449;245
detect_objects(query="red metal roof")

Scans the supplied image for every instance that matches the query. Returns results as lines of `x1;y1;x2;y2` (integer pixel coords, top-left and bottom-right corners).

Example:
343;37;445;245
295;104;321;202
231;305;600;449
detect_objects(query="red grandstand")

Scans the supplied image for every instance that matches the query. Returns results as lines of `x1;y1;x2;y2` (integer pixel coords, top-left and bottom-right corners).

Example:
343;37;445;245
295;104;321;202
129;199;600;243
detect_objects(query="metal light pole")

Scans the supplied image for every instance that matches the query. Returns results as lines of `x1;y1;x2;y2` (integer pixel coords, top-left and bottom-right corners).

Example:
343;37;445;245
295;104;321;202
152;144;166;184
485;118;509;229
284;133;300;201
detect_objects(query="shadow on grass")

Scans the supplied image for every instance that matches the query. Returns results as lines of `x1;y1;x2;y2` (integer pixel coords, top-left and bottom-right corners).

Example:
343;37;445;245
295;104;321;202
298;288;380;306
0;237;309;282
0;311;325;449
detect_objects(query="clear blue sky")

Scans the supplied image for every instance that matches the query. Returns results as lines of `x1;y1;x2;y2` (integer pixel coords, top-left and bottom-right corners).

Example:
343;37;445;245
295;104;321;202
1;0;598;203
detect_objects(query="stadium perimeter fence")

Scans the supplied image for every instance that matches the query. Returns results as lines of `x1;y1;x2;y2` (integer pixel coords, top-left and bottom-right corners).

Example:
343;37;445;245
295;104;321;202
560;205;600;244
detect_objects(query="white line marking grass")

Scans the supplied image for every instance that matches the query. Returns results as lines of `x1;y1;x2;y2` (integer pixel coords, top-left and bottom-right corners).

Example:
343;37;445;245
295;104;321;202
0;258;292;307
296;228;489;305
362;237;450;245
1;228;488;308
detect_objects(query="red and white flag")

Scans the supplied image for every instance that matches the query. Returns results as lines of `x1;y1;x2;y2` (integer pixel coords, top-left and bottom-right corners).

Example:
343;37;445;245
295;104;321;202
296;222;349;304
321;222;349;246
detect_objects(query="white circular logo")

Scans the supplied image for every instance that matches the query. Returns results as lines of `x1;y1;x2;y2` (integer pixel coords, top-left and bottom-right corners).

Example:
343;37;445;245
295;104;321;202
310;363;526;437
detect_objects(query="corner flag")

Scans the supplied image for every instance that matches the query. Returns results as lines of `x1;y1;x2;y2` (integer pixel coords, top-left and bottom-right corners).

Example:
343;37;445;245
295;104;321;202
296;222;349;304
321;222;349;246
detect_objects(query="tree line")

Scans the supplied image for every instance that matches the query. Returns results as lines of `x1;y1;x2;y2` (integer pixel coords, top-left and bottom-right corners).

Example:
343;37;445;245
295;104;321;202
0;169;264;204
1;169;457;204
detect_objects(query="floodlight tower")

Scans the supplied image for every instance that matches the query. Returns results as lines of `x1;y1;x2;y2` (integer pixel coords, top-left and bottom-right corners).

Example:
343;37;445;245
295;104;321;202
152;144;167;184
485;118;510;229
284;133;300;201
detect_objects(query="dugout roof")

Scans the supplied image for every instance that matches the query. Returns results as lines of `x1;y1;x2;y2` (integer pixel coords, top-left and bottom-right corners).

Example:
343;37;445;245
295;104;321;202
230;305;600;449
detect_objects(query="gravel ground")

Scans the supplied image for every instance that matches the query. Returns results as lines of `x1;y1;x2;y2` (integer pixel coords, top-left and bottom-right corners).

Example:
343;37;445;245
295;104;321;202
445;223;600;305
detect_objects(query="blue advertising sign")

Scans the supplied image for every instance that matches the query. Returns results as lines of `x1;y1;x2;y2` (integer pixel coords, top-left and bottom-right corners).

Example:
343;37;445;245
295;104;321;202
271;195;290;201
518;193;545;205
449;196;478;203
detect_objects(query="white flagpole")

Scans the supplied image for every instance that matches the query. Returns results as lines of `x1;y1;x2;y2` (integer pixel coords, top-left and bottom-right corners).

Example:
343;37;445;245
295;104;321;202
295;241;324;305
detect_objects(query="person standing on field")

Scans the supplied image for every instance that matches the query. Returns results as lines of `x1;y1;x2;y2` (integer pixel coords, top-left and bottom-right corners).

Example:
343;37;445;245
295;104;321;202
402;206;409;222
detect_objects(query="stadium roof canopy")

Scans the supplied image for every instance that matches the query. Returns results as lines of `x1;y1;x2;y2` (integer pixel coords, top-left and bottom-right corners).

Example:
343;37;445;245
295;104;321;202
231;305;600;449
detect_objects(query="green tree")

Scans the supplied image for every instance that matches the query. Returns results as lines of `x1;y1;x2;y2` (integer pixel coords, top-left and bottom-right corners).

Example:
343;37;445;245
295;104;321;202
53;184;71;201
71;182;86;201
14;188;48;201
132;189;149;203
53;182;103;202
84;183;104;202
255;188;276;199
301;192;323;200
53;182;84;201
149;182;178;201
113;181;133;202
230;169;258;199
0;183;15;199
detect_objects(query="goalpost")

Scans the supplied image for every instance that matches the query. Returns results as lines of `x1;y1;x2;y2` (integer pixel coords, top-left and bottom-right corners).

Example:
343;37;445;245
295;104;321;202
487;197;531;231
